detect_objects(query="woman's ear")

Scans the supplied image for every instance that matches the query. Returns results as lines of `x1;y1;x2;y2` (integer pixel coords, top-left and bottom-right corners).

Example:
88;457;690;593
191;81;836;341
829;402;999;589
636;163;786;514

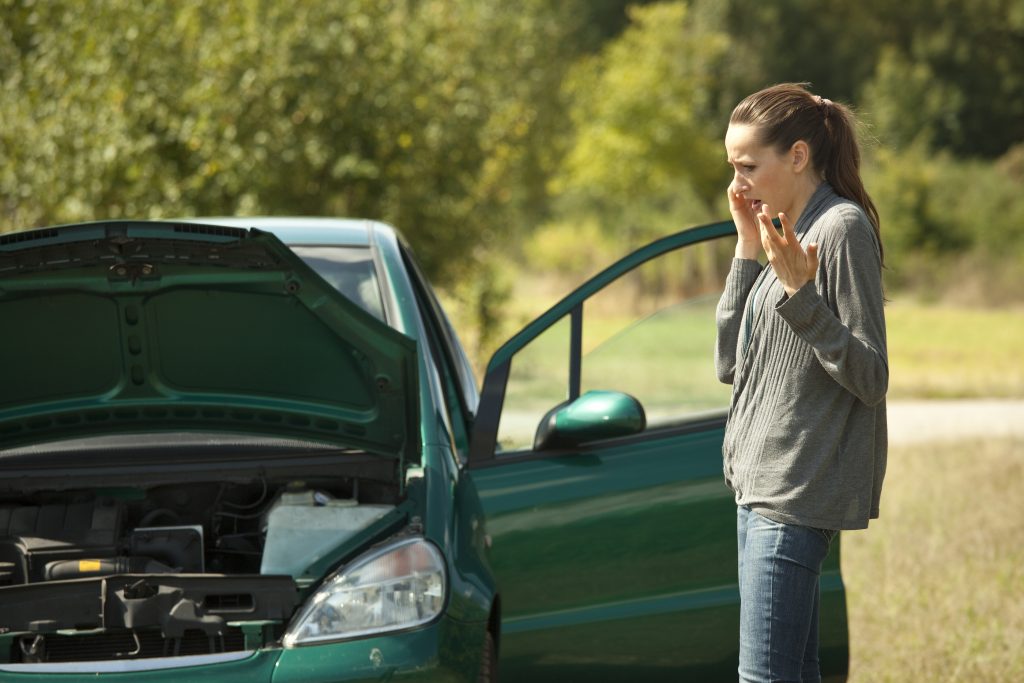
790;140;811;174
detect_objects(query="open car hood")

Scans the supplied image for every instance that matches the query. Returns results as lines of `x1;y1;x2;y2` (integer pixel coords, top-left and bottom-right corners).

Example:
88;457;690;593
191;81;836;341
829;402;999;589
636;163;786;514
0;221;419;465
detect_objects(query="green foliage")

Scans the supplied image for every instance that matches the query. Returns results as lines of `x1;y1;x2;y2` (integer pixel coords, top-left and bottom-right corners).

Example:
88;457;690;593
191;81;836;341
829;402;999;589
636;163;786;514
523;2;732;310
866;143;1024;299
722;0;882;105
870;0;1024;158
523;218;617;275
3;0;1023;356
866;145;969;259
861;47;965;152
525;3;728;302
723;0;1024;158
0;0;575;286
553;1;731;240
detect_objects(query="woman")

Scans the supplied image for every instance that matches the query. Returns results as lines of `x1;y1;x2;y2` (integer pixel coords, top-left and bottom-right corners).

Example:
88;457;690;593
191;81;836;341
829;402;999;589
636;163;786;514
715;83;888;683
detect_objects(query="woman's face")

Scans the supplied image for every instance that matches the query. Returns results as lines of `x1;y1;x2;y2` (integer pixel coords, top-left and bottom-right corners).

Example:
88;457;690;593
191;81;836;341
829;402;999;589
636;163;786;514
724;123;803;218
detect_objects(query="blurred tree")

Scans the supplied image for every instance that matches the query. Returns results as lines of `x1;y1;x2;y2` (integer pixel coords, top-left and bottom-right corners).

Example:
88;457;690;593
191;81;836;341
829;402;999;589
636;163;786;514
567;0;660;53
865;142;1024;302
721;0;883;106
721;0;1024;158
858;0;1024;158
0;0;576;287
860;47;964;151
554;1;732;236
539;2;734;304
4;0;1023;336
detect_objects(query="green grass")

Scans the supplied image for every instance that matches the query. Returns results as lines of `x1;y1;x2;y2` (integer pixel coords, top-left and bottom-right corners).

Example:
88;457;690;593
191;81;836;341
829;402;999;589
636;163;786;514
456;265;1024;403
843;437;1024;682
885;302;1024;399
495;299;1024;418
503;297;1024;401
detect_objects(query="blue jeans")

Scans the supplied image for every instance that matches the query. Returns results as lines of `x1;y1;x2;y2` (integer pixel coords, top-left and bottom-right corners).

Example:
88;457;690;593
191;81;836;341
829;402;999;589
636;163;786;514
736;505;836;683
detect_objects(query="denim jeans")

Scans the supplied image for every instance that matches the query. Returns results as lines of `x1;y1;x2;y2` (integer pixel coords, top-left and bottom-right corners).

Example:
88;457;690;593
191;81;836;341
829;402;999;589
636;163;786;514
736;505;836;683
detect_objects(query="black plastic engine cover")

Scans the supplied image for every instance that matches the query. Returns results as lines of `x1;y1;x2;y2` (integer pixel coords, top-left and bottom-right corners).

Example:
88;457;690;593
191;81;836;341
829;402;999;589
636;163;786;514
0;499;122;585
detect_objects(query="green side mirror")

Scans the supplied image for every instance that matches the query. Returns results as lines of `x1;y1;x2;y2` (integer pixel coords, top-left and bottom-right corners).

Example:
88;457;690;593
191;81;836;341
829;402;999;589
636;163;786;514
533;390;646;451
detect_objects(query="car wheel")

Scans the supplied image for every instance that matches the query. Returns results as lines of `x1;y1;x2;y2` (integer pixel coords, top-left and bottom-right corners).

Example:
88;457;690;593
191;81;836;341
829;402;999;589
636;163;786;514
477;630;497;683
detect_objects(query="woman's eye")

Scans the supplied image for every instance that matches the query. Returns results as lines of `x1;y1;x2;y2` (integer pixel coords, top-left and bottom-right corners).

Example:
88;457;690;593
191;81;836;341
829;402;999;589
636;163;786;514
743;165;756;172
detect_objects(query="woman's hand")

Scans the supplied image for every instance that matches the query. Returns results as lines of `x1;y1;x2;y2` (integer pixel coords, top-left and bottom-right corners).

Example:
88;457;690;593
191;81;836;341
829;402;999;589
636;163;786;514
728;180;761;260
758;204;818;297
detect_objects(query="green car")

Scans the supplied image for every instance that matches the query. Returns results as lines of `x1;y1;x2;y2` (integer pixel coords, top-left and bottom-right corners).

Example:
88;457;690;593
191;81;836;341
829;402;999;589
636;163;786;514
0;218;848;681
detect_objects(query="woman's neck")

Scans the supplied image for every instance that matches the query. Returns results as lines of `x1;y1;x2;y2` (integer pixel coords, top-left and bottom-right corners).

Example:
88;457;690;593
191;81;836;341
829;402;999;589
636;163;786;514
787;178;824;227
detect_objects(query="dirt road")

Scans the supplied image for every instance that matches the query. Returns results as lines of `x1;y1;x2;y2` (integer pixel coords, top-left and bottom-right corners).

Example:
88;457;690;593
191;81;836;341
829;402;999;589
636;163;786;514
887;399;1024;445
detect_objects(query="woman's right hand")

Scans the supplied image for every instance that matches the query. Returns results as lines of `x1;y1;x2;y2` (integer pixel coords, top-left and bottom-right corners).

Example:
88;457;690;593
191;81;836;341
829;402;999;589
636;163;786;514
728;180;761;260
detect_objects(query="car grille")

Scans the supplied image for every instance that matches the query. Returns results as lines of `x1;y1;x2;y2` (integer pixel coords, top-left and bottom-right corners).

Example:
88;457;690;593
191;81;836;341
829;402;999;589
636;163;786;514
12;628;250;663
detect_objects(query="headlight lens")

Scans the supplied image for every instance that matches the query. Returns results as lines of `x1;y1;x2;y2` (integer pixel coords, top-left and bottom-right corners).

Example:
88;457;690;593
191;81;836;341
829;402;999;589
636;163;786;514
283;537;446;646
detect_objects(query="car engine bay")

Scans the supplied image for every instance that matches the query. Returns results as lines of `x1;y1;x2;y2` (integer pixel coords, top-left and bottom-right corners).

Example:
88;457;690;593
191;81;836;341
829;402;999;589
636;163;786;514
0;472;402;664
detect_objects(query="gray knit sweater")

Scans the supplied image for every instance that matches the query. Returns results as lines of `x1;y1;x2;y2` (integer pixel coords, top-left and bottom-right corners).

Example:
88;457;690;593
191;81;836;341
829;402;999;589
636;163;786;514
715;182;887;530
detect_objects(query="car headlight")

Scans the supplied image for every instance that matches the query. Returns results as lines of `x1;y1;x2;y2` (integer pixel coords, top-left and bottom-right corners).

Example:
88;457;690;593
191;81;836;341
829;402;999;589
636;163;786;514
283;537;446;647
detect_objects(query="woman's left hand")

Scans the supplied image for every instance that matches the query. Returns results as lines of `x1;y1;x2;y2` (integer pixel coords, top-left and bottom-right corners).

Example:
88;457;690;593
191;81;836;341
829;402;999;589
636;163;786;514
758;204;819;297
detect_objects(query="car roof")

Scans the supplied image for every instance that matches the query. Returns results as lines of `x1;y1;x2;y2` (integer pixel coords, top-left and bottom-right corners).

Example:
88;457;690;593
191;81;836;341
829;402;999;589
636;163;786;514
177;216;396;247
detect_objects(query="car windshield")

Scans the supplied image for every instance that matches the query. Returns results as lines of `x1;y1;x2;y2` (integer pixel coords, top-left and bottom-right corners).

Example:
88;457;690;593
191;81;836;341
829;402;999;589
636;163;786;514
291;246;386;322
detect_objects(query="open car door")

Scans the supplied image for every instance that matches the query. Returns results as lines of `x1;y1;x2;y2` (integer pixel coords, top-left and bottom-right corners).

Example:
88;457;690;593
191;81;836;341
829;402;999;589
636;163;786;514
467;221;848;682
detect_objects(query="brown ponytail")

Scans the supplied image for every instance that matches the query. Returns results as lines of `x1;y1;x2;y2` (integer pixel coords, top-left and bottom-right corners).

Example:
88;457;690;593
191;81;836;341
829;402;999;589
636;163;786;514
730;83;883;264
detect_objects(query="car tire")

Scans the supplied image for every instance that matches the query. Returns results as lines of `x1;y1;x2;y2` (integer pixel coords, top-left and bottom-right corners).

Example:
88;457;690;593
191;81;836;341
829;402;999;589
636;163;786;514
477;630;497;683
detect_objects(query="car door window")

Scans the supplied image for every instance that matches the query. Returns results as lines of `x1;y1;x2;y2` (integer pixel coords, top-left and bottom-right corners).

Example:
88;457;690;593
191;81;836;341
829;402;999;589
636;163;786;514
579;247;731;426
495;239;733;452
495;316;571;451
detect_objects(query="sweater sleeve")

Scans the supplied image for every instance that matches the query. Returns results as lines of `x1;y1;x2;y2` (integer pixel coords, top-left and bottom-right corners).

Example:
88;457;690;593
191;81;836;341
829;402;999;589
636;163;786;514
775;212;888;405
715;258;764;384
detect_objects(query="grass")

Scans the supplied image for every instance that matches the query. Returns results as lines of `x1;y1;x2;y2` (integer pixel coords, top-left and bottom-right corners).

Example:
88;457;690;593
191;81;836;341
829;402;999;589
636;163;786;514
843;437;1024;682
455;273;1024;447
885;301;1024;399
450;252;1024;400
467;271;1024;676
490;297;1024;419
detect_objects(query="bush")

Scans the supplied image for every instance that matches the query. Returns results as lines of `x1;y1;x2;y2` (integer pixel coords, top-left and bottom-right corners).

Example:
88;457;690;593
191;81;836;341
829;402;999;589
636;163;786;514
865;144;1024;303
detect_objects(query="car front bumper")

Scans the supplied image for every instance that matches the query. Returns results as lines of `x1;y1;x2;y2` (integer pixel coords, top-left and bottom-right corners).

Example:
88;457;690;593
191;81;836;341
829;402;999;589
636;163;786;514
0;616;484;683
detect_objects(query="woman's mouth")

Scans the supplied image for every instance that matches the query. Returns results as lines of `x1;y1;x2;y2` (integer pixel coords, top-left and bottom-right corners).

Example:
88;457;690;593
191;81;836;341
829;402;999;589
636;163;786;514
750;199;763;212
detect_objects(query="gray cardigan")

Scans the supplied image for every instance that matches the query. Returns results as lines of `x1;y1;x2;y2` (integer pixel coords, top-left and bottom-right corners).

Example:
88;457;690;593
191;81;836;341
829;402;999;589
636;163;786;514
715;182;888;530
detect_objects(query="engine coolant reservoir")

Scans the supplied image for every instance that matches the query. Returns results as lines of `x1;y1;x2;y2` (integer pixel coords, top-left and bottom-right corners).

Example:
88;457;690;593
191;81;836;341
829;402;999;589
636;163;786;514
260;489;393;577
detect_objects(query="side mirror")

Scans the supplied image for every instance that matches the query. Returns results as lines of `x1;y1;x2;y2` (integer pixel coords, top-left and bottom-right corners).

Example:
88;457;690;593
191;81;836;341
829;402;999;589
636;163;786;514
533;390;646;451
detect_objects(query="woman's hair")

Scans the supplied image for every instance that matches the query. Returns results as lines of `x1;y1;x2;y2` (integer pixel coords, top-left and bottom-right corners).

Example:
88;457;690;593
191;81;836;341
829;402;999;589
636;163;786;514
730;83;882;263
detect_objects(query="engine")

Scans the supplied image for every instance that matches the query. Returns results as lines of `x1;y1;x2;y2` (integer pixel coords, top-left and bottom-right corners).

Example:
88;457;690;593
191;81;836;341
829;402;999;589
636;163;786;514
0;477;399;585
0;478;397;664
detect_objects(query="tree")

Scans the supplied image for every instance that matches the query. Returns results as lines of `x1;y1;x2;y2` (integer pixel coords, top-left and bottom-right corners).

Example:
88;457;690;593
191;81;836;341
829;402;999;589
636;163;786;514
554;1;733;239
858;0;1024;158
0;0;576;286
720;0;1024;158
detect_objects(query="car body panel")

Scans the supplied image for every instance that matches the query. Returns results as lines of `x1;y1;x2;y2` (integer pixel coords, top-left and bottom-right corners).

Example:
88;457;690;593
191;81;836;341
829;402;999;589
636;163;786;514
0;649;281;682
174;216;376;247
271;616;483;683
471;425;740;679
0;616;482;682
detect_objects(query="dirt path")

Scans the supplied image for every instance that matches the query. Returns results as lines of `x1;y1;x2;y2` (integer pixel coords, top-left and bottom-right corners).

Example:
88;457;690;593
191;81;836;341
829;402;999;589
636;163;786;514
887;399;1024;445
